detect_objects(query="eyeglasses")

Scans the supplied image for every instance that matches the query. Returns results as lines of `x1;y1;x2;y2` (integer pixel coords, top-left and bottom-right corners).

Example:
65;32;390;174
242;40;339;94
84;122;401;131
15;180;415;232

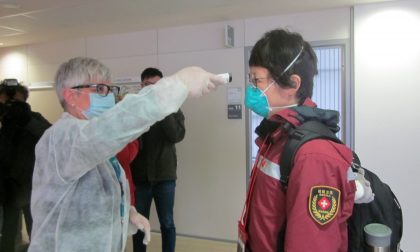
248;74;272;88
71;83;120;97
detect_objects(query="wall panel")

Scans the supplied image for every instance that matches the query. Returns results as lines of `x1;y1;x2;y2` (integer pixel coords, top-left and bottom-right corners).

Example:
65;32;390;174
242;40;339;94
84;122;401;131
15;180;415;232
354;1;420;250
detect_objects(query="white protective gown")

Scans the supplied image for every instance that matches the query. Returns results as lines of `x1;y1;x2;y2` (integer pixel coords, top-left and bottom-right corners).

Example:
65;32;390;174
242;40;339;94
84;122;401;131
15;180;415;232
29;78;188;252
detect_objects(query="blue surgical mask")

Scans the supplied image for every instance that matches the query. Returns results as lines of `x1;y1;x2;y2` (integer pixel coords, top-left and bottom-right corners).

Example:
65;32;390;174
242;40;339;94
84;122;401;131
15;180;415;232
244;83;298;118
83;93;115;119
244;83;273;118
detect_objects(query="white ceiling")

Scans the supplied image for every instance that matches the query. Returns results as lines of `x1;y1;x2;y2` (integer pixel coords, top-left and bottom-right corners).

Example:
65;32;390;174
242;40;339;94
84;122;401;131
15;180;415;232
0;0;394;47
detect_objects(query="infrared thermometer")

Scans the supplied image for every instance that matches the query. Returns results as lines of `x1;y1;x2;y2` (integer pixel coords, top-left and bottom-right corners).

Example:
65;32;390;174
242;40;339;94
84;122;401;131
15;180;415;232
217;73;232;84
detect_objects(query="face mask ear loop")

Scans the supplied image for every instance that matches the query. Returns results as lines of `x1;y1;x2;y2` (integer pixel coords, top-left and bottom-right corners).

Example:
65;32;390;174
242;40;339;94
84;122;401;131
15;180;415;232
260;81;274;95
280;45;304;76
269;104;299;112
260;82;274;115
66;89;90;118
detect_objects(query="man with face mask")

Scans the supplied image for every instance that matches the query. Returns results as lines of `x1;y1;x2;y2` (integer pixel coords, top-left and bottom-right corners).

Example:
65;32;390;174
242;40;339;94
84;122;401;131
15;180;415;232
238;29;356;252
28;57;225;252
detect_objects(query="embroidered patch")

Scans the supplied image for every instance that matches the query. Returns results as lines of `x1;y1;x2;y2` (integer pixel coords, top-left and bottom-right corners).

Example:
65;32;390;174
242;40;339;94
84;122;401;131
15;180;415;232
309;185;340;225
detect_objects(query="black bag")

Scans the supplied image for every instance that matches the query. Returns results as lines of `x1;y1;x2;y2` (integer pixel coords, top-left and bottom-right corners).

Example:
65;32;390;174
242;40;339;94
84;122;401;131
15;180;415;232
280;120;403;252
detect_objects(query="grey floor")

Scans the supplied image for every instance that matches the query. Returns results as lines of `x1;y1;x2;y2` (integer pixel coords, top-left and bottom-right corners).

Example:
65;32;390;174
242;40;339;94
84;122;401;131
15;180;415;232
19;214;236;252
125;233;236;252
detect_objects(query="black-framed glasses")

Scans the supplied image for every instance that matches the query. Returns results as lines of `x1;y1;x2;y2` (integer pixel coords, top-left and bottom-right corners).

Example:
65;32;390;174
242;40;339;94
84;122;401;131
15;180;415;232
71;83;120;97
248;74;272;88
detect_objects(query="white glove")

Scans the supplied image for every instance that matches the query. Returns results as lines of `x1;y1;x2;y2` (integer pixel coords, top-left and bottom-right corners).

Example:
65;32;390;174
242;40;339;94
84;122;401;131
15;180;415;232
171;66;226;97
129;206;151;245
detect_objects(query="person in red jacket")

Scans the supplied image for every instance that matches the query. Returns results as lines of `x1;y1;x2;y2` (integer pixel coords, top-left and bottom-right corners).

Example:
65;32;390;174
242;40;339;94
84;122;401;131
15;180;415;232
117;140;139;205
238;29;356;252
115;92;140;206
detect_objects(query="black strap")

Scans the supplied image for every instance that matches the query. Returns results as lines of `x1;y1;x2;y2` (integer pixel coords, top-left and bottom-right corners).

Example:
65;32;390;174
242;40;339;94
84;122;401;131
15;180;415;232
280;120;342;186
352;151;361;167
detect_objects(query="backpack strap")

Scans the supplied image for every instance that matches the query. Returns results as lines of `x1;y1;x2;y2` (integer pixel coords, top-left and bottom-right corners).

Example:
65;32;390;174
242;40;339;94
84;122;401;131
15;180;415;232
280;120;342;186
351;151;361;169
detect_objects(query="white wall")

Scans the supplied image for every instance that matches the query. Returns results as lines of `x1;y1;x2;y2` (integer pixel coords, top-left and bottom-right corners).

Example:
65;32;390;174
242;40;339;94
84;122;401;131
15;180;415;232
154;20;247;239
354;0;420;250
245;8;350;45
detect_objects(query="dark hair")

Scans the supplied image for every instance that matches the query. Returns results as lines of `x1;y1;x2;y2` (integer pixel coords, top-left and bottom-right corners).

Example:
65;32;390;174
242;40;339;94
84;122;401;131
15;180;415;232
141;67;163;81
0;84;7;95
249;29;318;104
0;79;18;100
14;85;29;101
0;79;28;101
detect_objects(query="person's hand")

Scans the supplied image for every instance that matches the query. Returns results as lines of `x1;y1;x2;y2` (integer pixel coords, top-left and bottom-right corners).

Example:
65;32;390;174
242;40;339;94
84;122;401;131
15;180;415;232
2;100;31;127
171;66;226;97
129;206;151;245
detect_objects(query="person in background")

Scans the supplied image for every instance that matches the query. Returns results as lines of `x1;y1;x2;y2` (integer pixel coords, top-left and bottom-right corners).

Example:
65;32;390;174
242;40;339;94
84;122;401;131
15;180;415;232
237;29;356;252
0;83;6;249
0;81;51;252
28;57;224;252
131;67;185;252
117;140;139;206
115;81;140;207
116;88;140;207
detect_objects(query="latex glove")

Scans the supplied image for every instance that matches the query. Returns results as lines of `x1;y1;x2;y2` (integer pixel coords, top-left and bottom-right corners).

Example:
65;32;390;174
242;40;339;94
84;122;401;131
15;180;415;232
171;66;226;97
129;206;151;245
354;168;375;204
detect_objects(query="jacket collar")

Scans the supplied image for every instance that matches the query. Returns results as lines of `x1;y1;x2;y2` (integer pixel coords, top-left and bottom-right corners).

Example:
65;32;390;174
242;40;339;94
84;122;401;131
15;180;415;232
255;98;340;144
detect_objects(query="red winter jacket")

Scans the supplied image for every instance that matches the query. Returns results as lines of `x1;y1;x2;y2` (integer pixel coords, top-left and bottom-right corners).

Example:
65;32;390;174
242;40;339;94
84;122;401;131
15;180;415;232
241;99;356;252
117;140;139;205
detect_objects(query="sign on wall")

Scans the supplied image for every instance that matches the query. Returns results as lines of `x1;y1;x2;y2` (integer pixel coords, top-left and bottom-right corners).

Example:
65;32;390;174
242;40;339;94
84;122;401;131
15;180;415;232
227;87;242;119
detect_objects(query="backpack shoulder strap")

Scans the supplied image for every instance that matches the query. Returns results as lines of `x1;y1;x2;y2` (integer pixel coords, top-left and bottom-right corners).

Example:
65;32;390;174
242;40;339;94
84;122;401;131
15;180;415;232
280;120;342;186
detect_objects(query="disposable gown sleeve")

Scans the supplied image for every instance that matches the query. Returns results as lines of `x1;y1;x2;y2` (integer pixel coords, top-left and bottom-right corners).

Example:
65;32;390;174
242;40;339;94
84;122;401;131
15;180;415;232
51;77;188;182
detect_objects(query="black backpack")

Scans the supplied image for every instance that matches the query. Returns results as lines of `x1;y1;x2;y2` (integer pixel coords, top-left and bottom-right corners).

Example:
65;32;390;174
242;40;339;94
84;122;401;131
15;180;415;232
280;120;403;252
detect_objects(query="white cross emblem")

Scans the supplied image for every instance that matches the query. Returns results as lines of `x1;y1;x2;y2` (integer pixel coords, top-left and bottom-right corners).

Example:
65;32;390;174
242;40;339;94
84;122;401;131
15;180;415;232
320;199;329;208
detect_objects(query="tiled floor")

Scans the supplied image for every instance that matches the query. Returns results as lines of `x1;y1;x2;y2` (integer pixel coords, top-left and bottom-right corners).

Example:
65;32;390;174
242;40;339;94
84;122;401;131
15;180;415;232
125;232;236;252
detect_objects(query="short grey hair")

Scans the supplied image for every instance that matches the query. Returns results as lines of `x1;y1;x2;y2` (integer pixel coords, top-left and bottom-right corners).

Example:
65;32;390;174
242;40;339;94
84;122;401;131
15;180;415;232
55;57;112;106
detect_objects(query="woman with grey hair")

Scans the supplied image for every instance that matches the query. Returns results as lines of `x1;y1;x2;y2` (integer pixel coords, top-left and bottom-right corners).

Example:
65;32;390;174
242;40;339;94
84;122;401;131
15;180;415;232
28;57;224;252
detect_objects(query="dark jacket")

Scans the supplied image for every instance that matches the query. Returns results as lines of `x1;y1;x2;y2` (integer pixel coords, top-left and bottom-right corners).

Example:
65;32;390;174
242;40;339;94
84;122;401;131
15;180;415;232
0;142;4;203
0;103;51;208
131;110;185;183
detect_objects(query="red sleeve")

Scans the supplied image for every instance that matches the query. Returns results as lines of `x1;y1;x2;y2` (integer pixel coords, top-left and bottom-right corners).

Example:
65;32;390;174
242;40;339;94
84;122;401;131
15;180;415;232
284;140;355;252
127;139;139;163
116;140;139;205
